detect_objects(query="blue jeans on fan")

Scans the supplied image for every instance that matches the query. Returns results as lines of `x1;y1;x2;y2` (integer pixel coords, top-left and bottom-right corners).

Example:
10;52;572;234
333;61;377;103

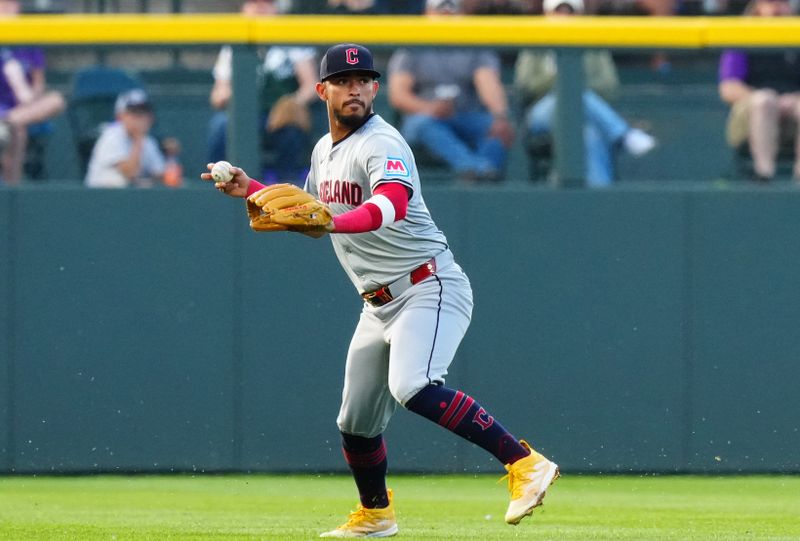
401;110;506;178
207;110;228;164
527;90;629;187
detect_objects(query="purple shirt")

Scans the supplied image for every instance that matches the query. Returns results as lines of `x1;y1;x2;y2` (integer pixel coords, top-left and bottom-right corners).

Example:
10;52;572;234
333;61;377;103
0;47;46;110
718;48;800;93
718;50;748;82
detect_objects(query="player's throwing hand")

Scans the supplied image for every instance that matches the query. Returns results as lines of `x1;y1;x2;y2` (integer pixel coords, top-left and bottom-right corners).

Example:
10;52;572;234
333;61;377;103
200;162;251;198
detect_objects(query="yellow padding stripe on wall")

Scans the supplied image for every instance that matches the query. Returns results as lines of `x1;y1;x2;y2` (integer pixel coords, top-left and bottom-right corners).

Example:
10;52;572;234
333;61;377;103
0;14;797;48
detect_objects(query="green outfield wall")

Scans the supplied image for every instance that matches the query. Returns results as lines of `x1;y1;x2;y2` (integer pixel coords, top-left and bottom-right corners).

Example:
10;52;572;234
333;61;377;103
1;186;799;474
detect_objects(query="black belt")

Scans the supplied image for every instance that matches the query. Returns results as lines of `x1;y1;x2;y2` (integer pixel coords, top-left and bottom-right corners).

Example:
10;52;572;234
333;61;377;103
361;257;438;307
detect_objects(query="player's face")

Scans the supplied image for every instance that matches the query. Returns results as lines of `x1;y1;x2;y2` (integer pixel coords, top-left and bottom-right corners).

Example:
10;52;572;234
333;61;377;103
319;73;379;128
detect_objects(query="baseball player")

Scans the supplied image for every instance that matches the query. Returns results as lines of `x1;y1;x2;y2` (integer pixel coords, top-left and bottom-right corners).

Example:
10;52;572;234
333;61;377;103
202;43;559;538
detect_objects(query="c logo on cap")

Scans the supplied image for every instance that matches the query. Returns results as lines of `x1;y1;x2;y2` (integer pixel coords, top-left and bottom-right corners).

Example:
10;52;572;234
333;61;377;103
345;48;359;65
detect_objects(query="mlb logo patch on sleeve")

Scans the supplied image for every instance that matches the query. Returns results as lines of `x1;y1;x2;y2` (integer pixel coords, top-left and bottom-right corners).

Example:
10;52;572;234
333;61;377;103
384;157;410;178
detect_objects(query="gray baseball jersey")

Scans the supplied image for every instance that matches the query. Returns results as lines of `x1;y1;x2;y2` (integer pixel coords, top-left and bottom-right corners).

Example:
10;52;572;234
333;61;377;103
305;114;474;437
305;114;448;293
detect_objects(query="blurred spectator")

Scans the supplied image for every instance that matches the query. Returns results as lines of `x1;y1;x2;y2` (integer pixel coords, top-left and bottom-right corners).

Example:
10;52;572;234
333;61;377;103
85;89;170;188
327;0;426;13
327;0;379;13
0;0;65;185
209;0;317;186
463;0;525;13
387;0;515;182
383;0;426;12
718;0;800;182
514;0;656;187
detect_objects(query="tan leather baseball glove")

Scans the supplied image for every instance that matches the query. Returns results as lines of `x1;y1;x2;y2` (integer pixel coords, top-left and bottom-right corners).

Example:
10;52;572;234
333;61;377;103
246;183;333;233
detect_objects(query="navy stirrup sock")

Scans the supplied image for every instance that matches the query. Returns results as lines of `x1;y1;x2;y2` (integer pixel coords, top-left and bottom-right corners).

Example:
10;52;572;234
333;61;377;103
341;433;389;508
405;384;530;465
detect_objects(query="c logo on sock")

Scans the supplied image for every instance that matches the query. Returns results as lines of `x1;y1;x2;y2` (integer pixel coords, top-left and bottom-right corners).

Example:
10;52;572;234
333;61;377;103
473;408;494;431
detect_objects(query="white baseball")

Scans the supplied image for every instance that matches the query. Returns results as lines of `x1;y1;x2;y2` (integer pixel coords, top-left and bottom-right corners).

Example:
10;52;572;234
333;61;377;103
211;161;233;183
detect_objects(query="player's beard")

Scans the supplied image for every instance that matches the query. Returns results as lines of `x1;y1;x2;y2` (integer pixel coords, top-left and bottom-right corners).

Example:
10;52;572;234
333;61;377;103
334;101;370;129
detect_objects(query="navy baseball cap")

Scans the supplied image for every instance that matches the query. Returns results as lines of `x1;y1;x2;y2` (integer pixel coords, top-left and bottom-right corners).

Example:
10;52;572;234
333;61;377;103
320;43;381;82
114;88;152;115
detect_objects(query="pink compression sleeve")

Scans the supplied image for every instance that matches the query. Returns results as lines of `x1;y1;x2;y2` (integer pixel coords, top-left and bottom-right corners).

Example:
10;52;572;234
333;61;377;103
375;182;409;221
332;182;410;234
245;179;266;197
332;202;383;233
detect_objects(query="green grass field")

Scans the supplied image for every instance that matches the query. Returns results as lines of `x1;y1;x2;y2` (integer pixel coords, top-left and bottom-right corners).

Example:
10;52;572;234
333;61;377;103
0;474;798;540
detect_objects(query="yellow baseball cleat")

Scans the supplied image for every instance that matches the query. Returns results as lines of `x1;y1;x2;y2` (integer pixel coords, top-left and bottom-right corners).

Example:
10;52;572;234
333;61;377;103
503;440;560;525
320;488;398;538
